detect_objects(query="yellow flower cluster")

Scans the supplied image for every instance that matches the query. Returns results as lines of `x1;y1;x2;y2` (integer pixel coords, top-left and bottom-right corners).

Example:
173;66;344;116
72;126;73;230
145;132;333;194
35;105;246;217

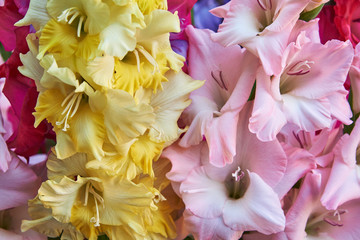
16;0;203;239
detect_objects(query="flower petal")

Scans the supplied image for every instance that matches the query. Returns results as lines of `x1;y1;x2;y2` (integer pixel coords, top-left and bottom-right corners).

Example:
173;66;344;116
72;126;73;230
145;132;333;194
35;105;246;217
222;171;285;234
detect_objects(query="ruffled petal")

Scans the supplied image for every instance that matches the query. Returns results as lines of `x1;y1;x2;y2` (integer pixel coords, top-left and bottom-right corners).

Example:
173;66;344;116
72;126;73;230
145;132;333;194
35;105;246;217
222;171;285;234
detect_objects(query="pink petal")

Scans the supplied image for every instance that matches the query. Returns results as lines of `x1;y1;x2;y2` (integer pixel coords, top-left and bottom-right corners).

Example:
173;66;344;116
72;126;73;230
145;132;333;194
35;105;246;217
282;94;332;132
0;156;41;210
205;110;239;167
222;171;285;234
249;69;287;141
164;142;204;183
238;102;287;187
180;166;228;218
273;144;316;199
183;210;243;240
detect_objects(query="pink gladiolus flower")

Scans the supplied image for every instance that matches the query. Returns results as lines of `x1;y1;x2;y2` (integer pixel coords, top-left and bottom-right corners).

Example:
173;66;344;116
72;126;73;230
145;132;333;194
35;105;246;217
249;29;353;141
211;0;311;75
321;117;360;210
165;103;287;239
179;26;259;167
273;122;342;199
243;169;360;240
281;169;360;240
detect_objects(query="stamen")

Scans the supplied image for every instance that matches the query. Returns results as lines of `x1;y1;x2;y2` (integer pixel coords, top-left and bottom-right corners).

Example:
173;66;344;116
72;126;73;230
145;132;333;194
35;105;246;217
211;71;228;91
57;7;86;37
322;209;347;227
84;182;90;206
137;46;159;74
287;60;314;76
323;218;343;227
84;183;105;227
77;16;85;38
133;49;141;73
232;166;244;182
56;91;83;131
257;0;272;10
292;131;304;149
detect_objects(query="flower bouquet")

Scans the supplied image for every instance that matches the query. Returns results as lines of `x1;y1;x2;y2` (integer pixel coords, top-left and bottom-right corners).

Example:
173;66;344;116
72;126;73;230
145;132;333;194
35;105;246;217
1;0;360;239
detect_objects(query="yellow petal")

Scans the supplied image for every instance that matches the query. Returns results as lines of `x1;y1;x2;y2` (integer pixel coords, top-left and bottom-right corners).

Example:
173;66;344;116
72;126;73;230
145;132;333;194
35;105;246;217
86;55;115;88
21;196;84;239
103;89;155;144
38;19;78;59
33;89;64;128
15;0;50;30
130;134;164;177
69;104;106;160
136;0;167;15
75;34;101;61
54;130;77;159
47;152;88;182
137;10;179;41
86;154;140;180
149;70;204;143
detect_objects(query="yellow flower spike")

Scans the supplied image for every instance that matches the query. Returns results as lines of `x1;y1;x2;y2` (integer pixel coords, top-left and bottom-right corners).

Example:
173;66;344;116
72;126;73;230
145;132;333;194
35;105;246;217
38;19;78;59
21;196;85;240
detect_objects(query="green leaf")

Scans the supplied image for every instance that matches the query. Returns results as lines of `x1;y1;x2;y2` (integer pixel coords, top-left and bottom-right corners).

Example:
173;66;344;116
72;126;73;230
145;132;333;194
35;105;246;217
0;42;12;61
247;81;256;101
98;235;110;240
299;4;325;22
343;88;359;134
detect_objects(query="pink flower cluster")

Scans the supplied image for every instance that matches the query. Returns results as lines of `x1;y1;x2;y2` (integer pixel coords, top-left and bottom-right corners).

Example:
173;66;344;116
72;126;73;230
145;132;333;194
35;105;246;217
164;0;360;239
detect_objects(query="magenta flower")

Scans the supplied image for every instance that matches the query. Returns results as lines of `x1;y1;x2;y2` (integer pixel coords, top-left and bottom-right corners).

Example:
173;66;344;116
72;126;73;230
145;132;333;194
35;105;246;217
0;0;53;159
334;0;360;47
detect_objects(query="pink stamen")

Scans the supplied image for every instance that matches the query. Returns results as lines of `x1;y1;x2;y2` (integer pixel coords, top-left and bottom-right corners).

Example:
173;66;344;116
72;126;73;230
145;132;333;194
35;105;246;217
323;217;343;227
257;0;266;10
232;167;244;182
257;0;272;10
287;60;314;76
211;71;228;91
